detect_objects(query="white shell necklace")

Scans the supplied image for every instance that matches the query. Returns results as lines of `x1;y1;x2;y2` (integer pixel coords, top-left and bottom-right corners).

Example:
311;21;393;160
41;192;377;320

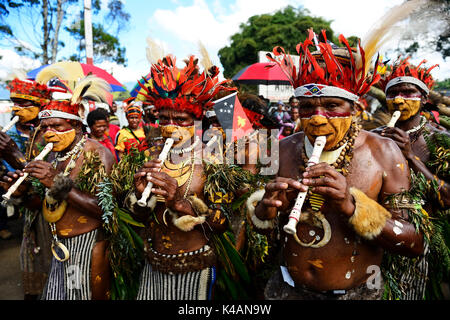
406;115;427;134
170;136;201;155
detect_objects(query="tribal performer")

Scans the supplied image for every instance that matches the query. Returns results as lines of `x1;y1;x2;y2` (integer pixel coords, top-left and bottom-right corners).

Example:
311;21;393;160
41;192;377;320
1;74;115;300
0;71;65;299
374;57;450;299
248;30;429;300
129;53;250;300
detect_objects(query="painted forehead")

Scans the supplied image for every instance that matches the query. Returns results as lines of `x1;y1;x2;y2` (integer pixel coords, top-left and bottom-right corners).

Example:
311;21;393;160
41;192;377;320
386;82;424;95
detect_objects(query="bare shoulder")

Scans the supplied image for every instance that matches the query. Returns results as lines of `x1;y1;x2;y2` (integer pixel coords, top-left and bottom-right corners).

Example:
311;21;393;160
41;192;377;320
84;138;115;170
360;130;406;165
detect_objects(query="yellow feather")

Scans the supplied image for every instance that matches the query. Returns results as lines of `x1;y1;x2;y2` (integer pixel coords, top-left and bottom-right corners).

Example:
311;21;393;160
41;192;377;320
70;75;111;119
35;65;69;85
198;41;213;72
145;37;165;65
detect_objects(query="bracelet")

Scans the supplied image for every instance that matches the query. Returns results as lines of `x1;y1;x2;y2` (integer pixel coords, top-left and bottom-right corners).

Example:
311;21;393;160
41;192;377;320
246;189;276;230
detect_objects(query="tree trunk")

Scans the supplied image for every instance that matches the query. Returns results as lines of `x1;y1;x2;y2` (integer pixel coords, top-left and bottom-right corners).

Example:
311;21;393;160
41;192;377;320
51;0;65;63
41;0;50;64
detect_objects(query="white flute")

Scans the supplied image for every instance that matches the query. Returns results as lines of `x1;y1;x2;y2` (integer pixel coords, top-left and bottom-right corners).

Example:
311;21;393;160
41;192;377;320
2;142;54;201
137;138;175;207
1;116;20;133
283;136;327;235
386;110;401;128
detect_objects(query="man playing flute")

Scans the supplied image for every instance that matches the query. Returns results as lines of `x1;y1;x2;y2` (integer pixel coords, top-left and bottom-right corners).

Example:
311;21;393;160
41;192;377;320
248;30;428;300
130;53;251;300
1;74;115;300
374;57;450;299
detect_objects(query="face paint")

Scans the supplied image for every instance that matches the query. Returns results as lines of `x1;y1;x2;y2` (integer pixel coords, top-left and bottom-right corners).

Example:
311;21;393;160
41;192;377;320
12;106;40;123
386;96;421;121
300;111;352;150
160;124;195;146
43;129;76;152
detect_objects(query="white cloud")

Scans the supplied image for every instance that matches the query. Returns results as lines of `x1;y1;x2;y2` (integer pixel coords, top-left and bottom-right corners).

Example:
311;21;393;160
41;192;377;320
0;49;41;81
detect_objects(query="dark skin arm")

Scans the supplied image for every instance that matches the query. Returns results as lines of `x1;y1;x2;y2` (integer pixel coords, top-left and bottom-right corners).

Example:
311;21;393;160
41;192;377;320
22;144;115;220
0;132;27;170
382;126;450;208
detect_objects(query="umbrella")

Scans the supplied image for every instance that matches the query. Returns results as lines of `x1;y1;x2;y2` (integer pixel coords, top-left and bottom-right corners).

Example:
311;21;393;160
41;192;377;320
27;61;127;92
130;73;151;98
232;62;290;85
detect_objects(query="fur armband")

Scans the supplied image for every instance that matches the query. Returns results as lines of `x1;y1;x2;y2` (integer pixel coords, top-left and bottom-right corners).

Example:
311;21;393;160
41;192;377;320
125;193;157;212
246;189;276;230
348;187;392;240
46;173;74;203
171;196;209;232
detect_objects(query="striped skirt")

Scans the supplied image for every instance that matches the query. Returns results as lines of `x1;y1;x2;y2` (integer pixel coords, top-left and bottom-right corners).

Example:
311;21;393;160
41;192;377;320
41;229;98;300
136;246;216;300
400;243;429;300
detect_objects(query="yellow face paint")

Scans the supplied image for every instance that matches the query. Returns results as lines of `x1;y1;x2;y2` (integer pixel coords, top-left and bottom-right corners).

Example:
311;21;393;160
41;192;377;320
12;106;40;123
43;129;76;152
160;124;195;146
386;97;421;121
301;115;352;150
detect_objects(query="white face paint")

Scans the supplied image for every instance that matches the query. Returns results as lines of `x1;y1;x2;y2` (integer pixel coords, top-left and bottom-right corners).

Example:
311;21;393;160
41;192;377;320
393;226;403;235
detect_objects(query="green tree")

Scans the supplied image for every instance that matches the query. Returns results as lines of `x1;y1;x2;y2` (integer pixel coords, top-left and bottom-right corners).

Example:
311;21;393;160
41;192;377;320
0;0;129;64
218;6;343;79
66;19;127;65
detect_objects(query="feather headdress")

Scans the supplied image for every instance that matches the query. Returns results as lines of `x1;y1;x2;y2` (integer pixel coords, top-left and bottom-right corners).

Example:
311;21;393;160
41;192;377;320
267;29;381;102
137;54;235;119
39;74;111;122
378;56;438;95
8;78;52;107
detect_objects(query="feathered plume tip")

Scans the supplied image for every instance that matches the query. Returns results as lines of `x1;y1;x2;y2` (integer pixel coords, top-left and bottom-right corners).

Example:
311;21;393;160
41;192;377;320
145;37;165;65
70;75;111;119
137;53;235;119
361;0;427;74
266;29;381;99
198;41;214;72
378;56;439;92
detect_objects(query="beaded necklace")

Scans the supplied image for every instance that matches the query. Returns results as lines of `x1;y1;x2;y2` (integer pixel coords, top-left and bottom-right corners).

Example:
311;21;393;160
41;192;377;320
45;134;87;262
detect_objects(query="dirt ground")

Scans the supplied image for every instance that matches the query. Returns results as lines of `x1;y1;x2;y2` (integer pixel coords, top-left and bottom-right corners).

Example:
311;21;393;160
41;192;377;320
0;216;24;300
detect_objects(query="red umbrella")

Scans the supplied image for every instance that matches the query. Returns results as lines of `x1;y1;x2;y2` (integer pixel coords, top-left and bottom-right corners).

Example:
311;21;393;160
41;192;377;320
232;62;290;85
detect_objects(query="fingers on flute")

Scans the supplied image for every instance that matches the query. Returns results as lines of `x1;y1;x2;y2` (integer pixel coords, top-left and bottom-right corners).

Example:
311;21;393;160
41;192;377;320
261;198;283;208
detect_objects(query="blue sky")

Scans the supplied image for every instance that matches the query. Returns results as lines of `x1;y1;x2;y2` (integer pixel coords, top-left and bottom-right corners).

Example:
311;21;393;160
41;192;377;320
1;0;449;99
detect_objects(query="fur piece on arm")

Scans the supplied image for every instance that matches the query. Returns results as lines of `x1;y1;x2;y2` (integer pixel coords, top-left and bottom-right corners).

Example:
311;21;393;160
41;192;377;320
171;196;209;232
246;189;276;230
348;187;392;240
46;173;74;203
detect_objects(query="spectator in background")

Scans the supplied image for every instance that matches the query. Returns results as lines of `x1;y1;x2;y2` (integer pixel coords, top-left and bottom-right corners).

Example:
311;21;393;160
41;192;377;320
273;101;291;123
87;108;118;162
288;96;300;109
143;104;159;126
109;101;121;126
115;99;147;160
290;106;302;132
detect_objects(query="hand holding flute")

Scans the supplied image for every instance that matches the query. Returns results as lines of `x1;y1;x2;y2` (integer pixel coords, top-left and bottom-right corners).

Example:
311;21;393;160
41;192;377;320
2;142;54;201
137;138;174;207
283;136;326;235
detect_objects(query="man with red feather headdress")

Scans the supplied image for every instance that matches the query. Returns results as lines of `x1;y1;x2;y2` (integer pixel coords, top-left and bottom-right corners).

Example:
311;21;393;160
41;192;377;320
374;57;450;299
247;29;429;300
130;53;251;300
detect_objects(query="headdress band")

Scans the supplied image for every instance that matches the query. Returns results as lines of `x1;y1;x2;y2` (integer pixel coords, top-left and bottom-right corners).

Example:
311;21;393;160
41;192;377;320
294;84;359;102
385;76;429;95
39;110;82;122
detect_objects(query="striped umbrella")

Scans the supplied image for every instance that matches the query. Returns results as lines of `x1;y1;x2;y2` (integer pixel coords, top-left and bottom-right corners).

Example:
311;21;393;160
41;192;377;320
27;61;127;92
